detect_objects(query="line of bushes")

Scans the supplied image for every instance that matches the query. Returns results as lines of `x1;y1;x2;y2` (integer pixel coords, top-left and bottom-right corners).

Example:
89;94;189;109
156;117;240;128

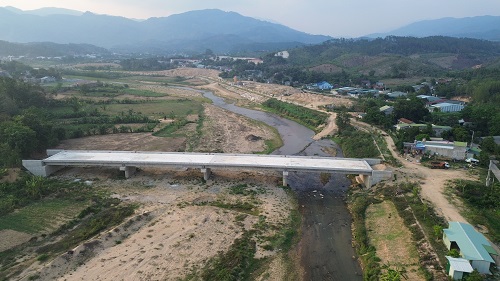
0;176;89;217
349;191;382;281
262;98;327;131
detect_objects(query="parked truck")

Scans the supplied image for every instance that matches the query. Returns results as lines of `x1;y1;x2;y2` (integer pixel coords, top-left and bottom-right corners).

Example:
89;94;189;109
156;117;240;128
431;161;450;169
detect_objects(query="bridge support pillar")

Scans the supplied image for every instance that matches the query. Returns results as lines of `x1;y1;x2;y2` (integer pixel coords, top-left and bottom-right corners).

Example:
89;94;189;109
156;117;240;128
486;168;492;187
120;166;136;178
201;168;211;181
282;171;289;186
360;174;372;189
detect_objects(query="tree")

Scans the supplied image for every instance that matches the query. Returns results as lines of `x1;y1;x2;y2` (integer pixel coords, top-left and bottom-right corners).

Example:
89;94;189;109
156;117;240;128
447;249;461;258
433;225;443;239
452;127;470;142
465;269;484;281
481;136;496;154
393;97;430;122
336;110;351;134
380;265;407;281
0;121;37;157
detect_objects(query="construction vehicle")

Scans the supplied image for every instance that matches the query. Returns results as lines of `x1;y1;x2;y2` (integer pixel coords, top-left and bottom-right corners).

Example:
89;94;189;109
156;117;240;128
430;161;450;169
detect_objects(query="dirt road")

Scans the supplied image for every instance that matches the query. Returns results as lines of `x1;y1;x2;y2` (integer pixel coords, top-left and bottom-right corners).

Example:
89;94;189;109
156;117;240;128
383;130;469;222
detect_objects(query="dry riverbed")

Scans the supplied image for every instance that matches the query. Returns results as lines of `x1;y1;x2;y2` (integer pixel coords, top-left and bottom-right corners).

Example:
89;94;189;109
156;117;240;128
16;168;295;280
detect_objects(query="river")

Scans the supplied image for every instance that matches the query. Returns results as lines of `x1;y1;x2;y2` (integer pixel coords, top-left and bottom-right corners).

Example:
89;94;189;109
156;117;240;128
193;89;363;280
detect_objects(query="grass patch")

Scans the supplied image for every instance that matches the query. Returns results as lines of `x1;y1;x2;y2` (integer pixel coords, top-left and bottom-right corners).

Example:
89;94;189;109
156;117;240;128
381;183;447;279
37;200;136;255
153;118;192;137
365;201;420;278
199;231;262;281
264;209;301;252
336;130;379;158
0;198;89;234
104;99;203;119
196;200;258;215
122;88;169;97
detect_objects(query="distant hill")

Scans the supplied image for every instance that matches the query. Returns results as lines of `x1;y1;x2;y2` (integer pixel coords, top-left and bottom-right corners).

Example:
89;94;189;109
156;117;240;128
367;16;500;41
0;41;110;57
0;8;330;55
3;6;83;16
283;36;500;77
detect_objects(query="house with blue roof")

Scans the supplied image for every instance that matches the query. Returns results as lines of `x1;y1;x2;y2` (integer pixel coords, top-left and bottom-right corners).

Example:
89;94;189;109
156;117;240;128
316;81;333;90
443;222;497;276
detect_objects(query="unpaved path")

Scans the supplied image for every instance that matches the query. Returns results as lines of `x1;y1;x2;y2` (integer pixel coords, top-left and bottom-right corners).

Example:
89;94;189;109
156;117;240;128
351;119;470;222
381;129;468;222
313;112;337;140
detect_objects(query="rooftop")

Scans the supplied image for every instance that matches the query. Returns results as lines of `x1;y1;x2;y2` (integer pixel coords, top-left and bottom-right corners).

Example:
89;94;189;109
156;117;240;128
445;256;474;273
444;222;496;263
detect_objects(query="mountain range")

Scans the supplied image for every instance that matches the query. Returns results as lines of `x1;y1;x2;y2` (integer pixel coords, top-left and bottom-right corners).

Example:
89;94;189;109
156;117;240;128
367;16;500;41
0;8;330;55
1;6;500;56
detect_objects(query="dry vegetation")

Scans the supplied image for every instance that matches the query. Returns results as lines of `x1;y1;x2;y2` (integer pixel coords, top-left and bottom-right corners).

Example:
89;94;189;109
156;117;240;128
17;168;294;281
366;201;422;281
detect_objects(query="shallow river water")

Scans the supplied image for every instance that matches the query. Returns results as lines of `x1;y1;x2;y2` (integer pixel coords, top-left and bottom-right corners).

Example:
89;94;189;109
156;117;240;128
196;89;362;280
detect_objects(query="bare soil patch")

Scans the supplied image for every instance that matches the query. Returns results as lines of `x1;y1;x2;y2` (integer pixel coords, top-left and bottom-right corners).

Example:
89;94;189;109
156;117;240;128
280;92;352;110
130;68;220;79
56;133;186;152
313;112;338;140
20;169;293;281
195;104;276;153
0;230;32;252
0;168;21;183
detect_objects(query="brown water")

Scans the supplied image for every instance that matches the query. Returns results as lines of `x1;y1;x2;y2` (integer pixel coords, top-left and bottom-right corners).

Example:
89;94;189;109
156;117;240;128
200;89;363;280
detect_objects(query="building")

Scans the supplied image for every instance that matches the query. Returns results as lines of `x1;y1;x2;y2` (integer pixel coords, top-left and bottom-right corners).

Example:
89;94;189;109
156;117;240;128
316;81;333;90
417;94;442;103
379;105;394;115
398;118;414;124
396;123;427;131
446;256;474;280
395;123;452;137
443;222;497;275
275;51;290;59
429;102;465;113
386;91;407;99
424;140;467;160
40;76;57;83
404;140;467;160
432;125;453;137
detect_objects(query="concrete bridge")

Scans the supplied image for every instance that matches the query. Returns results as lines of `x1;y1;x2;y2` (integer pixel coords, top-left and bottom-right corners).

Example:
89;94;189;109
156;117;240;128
22;150;392;188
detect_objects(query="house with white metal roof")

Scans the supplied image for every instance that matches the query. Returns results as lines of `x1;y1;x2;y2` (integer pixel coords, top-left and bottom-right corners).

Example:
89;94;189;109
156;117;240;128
429;102;465;113
443;222;497;275
446;256;474;280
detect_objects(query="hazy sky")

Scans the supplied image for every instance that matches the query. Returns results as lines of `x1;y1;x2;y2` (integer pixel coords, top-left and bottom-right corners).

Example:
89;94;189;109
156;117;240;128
1;0;500;37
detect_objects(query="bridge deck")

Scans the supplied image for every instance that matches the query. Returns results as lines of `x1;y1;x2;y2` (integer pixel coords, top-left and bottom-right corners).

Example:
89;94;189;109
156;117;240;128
42;150;374;174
